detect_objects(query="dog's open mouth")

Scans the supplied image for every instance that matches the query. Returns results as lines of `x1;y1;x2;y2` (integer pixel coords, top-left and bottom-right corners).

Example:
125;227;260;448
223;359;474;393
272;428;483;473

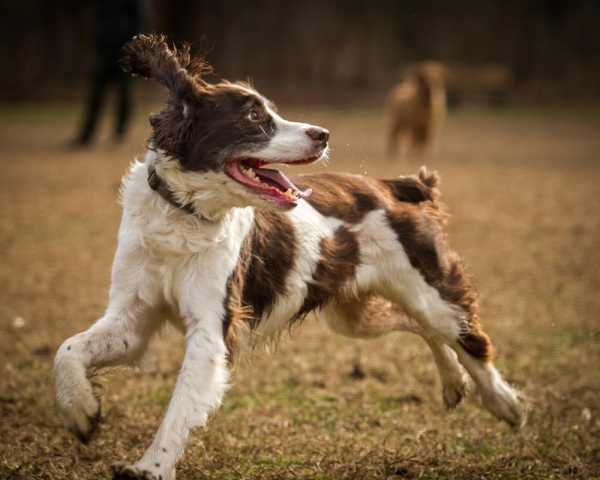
225;157;318;207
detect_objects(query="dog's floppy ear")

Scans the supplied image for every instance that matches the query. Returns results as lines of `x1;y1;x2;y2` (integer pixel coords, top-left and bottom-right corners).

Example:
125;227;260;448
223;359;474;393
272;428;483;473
120;33;211;99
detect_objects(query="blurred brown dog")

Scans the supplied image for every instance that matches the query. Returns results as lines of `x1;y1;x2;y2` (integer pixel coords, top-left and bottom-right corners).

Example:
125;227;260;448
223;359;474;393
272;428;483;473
386;61;447;160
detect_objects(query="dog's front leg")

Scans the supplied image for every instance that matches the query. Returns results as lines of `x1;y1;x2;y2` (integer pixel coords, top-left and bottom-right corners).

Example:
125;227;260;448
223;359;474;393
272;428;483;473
54;243;162;442
113;309;229;480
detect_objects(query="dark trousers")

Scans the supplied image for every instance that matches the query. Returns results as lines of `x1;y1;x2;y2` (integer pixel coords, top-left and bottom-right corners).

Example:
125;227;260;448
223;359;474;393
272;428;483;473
77;51;132;144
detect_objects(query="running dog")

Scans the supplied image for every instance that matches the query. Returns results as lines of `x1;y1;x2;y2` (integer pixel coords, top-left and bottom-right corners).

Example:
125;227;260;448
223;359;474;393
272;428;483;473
54;35;525;480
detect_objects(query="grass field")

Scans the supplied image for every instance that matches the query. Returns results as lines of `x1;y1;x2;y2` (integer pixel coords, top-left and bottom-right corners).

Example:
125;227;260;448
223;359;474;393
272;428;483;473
0;101;599;479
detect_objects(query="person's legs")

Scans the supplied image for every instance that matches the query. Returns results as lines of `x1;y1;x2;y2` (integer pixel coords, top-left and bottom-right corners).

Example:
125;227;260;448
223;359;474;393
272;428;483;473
75;60;110;146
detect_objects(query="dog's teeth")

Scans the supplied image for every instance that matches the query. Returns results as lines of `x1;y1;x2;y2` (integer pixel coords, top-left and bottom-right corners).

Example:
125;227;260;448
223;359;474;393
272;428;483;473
242;167;259;181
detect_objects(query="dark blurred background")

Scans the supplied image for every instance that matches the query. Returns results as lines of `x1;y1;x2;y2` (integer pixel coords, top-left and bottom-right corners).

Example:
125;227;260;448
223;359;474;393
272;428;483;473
1;0;600;104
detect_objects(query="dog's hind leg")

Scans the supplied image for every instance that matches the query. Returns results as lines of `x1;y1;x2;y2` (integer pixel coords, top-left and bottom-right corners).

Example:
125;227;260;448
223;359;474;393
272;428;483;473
54;244;163;443
322;296;469;409
386;265;526;428
411;124;431;157
379;206;526;427
113;296;229;480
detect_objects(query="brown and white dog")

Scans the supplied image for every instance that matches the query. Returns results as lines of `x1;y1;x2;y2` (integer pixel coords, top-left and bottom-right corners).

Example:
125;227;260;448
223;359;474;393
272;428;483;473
54;35;525;480
386;61;447;159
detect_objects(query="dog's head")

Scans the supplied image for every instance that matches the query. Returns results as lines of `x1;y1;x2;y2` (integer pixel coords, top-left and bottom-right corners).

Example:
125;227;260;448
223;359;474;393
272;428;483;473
121;34;329;211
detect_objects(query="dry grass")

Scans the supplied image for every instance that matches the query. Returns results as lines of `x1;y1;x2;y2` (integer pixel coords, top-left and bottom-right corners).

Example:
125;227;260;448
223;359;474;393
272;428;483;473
0;101;599;479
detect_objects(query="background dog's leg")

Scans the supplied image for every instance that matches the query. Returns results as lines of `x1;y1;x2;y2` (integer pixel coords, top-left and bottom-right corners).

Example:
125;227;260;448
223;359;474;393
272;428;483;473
411;124;430;158
323;296;469;409
112;316;229;480
54;245;162;442
386;121;401;160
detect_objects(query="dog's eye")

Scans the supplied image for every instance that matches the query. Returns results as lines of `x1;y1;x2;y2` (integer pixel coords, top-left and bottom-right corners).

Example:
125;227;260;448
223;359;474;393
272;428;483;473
247;109;260;122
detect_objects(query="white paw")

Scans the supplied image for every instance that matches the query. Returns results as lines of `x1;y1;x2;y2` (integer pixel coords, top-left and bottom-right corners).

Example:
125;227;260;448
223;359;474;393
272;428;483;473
54;351;101;442
481;381;527;429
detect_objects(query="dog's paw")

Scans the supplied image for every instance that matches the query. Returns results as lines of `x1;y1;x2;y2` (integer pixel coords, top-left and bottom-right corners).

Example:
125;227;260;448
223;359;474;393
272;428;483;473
480;383;528;430
58;382;101;443
68;398;101;444
442;372;470;410
111;463;161;480
55;358;102;443
442;382;467;410
441;369;470;410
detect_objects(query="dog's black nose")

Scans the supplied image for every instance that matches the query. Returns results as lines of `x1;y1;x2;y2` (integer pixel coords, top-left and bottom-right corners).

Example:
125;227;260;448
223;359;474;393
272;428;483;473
306;127;330;143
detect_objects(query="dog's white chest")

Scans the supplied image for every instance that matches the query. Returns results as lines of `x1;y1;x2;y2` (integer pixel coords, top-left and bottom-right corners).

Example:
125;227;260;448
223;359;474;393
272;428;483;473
122;163;255;317
143;216;252;316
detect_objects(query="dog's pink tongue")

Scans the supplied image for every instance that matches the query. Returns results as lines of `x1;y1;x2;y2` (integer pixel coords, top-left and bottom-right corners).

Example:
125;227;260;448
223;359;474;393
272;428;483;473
255;168;312;198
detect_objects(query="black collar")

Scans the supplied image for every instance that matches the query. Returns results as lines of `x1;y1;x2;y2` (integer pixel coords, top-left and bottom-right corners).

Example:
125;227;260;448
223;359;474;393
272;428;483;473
147;165;197;216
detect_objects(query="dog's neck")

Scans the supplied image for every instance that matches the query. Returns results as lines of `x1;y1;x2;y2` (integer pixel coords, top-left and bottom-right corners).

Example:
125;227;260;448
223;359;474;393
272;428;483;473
145;149;237;222
147;165;198;216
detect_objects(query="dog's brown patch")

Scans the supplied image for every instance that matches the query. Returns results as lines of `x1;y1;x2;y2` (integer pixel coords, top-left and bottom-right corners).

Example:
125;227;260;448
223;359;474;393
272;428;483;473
295;226;360;320
386;206;446;285
384;166;441;204
223;210;296;360
457;330;493;360
294;169;438;224
293;174;381;223
243;210;296;322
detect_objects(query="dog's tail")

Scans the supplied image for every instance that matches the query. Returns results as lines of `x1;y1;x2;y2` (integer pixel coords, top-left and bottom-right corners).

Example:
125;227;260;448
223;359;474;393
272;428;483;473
382;166;441;204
